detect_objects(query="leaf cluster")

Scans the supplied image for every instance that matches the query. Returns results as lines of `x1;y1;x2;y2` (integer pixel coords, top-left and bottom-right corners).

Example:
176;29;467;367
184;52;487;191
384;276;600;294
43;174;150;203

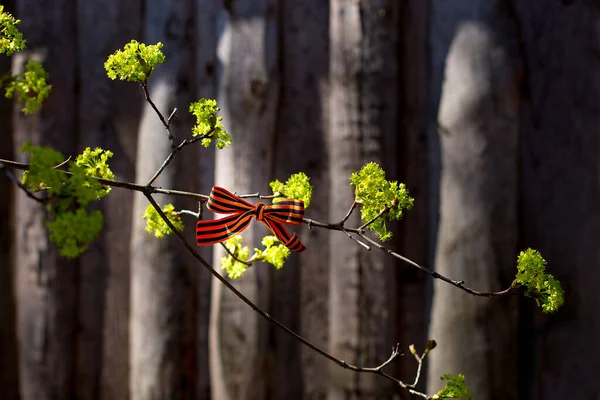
142;203;184;238
270;172;313;207
21;144;114;258
4;60;51;114
220;235;291;279
104;40;166;83
514;248;564;313
252;236;290;270
189;98;231;149
0;6;25;55
350;162;414;241
434;374;472;400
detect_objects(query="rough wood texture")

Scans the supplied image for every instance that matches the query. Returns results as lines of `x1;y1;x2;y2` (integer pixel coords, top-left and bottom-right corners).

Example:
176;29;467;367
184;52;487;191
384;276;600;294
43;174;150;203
210;1;278;398
512;1;600;398
129;0;197;398
76;2;142;399
274;1;329;398
209;1;279;399
12;1;78;399
195;1;219;399
427;2;521;398
328;1;399;398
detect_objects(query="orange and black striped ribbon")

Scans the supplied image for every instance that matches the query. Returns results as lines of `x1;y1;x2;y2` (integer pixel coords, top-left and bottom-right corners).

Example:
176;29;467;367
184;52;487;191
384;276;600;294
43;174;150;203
196;186;306;252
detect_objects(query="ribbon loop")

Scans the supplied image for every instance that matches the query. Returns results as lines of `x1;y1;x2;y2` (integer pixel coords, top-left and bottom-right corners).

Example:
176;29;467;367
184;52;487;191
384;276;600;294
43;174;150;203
196;186;306;252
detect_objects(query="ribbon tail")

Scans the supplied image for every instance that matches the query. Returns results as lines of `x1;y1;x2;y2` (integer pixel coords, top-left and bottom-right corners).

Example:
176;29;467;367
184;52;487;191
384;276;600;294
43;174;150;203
261;218;306;252
196;211;254;246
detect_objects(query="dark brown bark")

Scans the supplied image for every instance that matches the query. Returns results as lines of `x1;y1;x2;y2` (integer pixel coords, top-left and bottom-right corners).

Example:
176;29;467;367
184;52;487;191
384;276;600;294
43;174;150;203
209;1;279;399
273;0;329;398
129;0;197;398
427;2;521;398
0;0;19;397
328;1;400;398
395;0;430;393
12;1;79;399
513;1;600;398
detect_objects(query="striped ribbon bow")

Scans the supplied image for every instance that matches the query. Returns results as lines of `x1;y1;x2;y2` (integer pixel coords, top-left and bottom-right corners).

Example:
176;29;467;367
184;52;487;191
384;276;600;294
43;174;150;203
196;186;306;252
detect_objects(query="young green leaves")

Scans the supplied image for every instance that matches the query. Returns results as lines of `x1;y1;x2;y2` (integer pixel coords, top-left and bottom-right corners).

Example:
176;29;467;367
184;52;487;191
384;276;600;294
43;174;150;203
104;40;166;83
433;374;472;400
0;6;25;55
190;98;231;149
220;235;292;279
0;7;51;114
350;162;414;241
514;248;564;313
21;144;114;258
269;172;313;207
142;204;184;238
4;60;52;114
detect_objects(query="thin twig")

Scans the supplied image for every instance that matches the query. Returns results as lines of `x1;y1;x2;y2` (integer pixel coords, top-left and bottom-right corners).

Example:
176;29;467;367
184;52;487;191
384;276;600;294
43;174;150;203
177;209;200;218
0;157;515;298
141;82;174;143
340;201;357;224
146;130;215;186
357;232;514;297
237;192;278;199
220;242;252;266
0;161;46;205
144;192;426;395
54;155;72;169
0;158;209;202
358;206;390;232
341;227;371;250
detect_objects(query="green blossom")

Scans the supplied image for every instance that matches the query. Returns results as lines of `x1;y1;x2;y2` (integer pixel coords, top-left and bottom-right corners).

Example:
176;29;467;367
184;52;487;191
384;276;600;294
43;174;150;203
5;60;51;114
0;6;26;55
189;98;231;149
20;144;116;257
221;235;250;279
433;374;471;400
514;248;564;313
252;235;290;270
104;40;165;82
269;172;313;207
350;162;413;241
74;147;114;198
46;209;103;258
142;203;184;238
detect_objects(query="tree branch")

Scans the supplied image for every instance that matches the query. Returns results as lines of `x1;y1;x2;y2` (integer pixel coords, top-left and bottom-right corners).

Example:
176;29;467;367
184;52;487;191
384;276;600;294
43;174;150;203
0;157;515;298
143;192;425;395
0;161;47;205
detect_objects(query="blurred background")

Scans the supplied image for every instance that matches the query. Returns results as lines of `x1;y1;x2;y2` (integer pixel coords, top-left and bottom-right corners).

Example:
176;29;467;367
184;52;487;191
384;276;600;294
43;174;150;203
1;0;598;399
